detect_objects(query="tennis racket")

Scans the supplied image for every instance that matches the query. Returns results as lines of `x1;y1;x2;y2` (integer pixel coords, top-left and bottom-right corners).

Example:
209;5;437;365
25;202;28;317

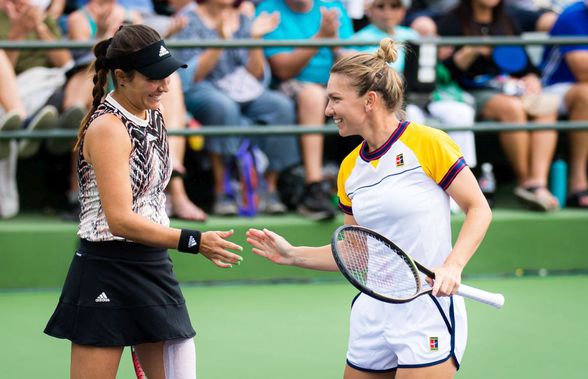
131;346;146;379
331;225;505;309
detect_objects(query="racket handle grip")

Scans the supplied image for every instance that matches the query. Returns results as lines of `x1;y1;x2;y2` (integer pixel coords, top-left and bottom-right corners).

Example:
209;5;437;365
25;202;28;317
456;284;505;309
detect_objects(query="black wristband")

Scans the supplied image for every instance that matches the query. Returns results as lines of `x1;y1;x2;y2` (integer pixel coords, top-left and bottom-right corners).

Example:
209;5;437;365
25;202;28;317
178;229;201;254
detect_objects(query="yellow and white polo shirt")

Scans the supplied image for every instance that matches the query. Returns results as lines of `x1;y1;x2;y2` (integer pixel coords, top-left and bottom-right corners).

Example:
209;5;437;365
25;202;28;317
337;121;466;269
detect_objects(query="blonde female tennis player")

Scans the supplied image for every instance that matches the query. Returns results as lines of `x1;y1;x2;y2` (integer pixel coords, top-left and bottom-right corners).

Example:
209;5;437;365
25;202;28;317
247;38;492;379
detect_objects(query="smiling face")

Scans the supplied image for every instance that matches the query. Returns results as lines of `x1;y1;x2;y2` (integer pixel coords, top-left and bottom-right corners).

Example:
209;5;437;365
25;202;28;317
325;73;369;138
115;70;170;115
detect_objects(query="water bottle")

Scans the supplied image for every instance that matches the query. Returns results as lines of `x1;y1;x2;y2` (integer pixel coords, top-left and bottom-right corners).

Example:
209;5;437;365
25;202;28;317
549;158;567;208
478;163;496;208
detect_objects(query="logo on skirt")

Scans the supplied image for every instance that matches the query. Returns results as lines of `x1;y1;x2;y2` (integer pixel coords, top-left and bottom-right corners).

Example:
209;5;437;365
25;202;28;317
95;292;110;303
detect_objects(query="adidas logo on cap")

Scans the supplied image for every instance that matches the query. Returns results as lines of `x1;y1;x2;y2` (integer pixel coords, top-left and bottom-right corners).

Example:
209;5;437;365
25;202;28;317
159;45;169;57
95;292;110;303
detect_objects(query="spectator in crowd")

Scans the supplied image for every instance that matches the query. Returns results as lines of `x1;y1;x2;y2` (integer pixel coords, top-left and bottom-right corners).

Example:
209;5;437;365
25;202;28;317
71;0;174;35
256;0;354;220
438;0;560;212
0;49;27;160
406;0;557;37
173;0;300;216
0;0;72;158
0;49;59;218
542;0;588;208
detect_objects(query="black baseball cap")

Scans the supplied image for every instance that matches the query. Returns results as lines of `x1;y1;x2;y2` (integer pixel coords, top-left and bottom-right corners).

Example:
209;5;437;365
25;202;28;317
105;40;187;80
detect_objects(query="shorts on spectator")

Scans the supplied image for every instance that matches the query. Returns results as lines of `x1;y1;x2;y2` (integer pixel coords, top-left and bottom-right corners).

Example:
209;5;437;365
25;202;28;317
278;79;325;99
542;82;573;115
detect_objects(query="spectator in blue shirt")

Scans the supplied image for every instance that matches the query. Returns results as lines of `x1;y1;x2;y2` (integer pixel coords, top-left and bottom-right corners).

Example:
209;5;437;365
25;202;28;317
256;0;354;221
173;0;300;216
542;1;588;208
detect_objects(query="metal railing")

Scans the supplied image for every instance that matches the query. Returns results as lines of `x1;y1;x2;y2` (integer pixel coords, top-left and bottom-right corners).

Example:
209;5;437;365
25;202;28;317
1;36;588;50
1;35;587;139
1;121;587;140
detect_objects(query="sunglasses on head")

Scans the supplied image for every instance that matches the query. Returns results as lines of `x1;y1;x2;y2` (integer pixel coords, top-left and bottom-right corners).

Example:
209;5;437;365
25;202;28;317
373;2;403;10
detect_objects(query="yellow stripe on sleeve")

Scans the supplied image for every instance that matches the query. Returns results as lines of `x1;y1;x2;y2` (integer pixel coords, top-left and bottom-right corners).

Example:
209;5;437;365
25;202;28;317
400;123;465;187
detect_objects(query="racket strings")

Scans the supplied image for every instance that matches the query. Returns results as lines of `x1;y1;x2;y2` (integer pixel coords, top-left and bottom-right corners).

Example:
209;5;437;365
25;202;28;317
338;230;420;299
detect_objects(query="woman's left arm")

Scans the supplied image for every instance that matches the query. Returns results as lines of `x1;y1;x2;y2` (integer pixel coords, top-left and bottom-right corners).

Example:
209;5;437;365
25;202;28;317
434;167;492;296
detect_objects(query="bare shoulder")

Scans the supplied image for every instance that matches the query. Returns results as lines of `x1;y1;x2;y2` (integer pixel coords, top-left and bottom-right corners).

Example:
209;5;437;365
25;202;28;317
84;113;131;163
85;113;128;141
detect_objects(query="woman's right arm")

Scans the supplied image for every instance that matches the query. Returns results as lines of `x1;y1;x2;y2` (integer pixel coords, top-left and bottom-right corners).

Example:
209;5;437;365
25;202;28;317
84;115;242;267
246;214;357;271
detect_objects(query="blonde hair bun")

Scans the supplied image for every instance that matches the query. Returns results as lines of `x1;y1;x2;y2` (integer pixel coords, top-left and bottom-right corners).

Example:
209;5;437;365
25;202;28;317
375;38;399;64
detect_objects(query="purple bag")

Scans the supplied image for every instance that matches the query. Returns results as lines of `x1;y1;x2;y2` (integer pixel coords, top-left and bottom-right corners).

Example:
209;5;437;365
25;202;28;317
223;140;264;217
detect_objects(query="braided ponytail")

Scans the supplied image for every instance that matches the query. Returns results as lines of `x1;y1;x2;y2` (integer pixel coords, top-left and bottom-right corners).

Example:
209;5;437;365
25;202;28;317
74;38;112;152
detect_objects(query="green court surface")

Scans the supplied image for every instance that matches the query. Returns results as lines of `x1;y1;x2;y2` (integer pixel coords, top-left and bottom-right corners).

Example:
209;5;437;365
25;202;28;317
0;276;585;379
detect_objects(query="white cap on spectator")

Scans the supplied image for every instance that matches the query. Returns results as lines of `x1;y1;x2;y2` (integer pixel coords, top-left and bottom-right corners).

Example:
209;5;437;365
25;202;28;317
28;0;51;10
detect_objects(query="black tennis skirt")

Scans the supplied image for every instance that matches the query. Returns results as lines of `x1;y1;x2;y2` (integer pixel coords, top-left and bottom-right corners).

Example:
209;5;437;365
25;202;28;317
44;239;195;347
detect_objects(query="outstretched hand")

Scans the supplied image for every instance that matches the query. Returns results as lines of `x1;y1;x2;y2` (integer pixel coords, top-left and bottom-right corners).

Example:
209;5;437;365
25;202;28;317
246;228;296;266
200;230;243;268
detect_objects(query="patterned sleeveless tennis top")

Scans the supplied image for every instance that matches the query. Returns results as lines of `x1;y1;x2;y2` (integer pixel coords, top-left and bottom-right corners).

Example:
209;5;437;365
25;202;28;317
78;93;171;241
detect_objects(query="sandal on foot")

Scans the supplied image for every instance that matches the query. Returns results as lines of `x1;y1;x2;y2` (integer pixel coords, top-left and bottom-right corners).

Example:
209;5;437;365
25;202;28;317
514;186;560;212
566;189;588;209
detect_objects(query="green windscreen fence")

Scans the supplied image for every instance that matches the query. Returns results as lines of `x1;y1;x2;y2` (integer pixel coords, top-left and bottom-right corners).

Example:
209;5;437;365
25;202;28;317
1;210;587;289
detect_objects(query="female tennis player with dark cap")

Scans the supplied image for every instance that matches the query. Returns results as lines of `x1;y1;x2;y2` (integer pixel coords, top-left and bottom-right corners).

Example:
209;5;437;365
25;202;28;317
44;24;243;379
